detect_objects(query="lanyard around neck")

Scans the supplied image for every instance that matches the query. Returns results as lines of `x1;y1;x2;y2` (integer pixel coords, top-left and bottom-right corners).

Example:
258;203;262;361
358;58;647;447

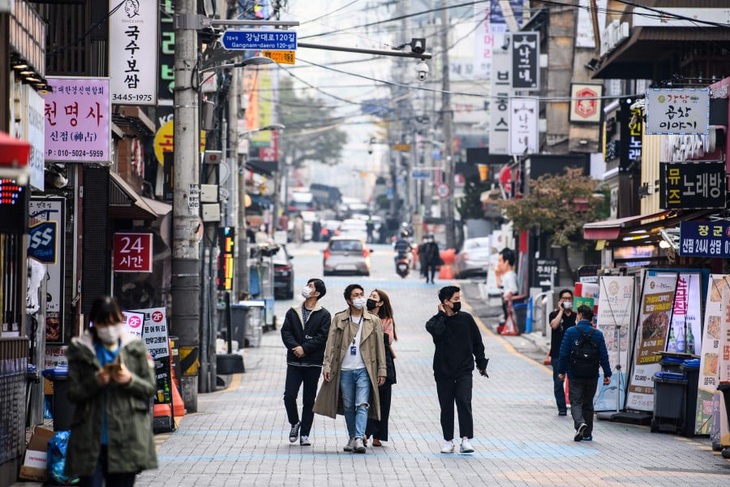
350;314;363;345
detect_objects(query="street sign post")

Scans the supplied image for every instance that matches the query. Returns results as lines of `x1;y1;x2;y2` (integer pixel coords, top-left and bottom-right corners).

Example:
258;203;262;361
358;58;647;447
411;169;430;179
436;183;450;199
221;30;297;51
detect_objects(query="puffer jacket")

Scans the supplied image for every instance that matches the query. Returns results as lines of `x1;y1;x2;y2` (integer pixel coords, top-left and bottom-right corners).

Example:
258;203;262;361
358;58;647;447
65;330;158;477
280;302;331;367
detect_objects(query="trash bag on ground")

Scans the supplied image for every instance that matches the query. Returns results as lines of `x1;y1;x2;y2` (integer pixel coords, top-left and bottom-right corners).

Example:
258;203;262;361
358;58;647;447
47;431;79;485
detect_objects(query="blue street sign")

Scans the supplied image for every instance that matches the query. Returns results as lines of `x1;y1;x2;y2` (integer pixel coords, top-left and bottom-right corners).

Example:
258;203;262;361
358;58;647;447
221;30;297;51
411;170;431;179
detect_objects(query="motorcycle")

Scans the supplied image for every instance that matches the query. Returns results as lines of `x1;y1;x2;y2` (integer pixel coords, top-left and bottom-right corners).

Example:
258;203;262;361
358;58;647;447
395;252;410;278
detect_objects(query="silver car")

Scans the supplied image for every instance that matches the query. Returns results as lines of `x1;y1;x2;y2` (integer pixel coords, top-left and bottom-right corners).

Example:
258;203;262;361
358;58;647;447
453;237;492;279
323;237;372;276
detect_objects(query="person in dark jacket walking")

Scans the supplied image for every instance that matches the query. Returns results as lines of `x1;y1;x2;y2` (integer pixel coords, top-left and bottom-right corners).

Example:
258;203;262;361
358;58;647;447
65;296;157;487
557;305;612;442
280;278;331;446
426;286;489;455
420;235;441;284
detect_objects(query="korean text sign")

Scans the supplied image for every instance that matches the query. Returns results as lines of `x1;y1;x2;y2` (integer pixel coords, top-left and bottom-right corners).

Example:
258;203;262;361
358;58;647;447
44;77;111;162
113;233;153;273
510;32;539;91
646;88;709;135
659;161;726;209
679;221;730;258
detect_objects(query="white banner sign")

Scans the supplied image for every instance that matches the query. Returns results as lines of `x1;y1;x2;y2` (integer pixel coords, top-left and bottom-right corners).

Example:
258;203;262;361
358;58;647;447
663;273;702;355
509;98;538;155
646;88;710;135
695;275;728;434
595;276;634;411
626;274;677;412
122;311;146;338
109;0;158;105
489;33;511;155
26;86;46;191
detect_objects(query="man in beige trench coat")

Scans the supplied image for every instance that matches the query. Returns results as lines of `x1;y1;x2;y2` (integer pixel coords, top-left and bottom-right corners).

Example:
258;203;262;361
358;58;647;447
313;283;387;453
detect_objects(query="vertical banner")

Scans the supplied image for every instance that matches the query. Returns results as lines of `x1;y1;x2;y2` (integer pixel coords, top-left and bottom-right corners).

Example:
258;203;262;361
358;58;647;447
662;273;703;355
595;276;634;411
510;32;539;91
489;33;511;155
132;307;173;407
626;274;678;411
509;98;538;155
29;199;65;343
26;86;45;191
109;0;158;105
696;275;729;434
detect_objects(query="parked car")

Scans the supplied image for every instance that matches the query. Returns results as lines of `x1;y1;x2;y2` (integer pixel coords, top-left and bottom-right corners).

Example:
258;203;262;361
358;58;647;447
273;245;295;299
320;219;342;241
338;219;368;242
323;237;372;276
453;237;492;279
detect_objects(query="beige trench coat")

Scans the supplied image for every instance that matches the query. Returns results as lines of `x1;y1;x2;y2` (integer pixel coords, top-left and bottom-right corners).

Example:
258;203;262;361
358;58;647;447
313;309;387;420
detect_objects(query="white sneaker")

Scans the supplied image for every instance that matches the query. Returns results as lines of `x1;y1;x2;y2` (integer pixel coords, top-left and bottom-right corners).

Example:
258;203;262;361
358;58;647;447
300;436;311;446
343;438;355;452
460;438;475;453
440;440;455;454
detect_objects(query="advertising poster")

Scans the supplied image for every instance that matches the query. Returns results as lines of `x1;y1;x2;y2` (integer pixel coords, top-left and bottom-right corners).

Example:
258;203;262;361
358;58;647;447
122;311;145;338
626;274;678;411
659;273;703;355
131;307;172;406
695;275;729;434
595;276;634;411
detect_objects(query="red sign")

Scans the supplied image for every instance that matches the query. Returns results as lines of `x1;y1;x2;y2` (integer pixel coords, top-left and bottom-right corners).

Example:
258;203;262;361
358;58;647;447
113;233;153;273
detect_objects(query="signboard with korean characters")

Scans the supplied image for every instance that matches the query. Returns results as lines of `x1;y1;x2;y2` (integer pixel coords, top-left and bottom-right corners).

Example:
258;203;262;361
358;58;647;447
44;77;111;162
109;0;158;105
509;98;538;155
659;161;726;209
510;32;539;91
113;233;153;273
489;33;511;155
533;259;558;290
679;221;730;258
646;88;710;135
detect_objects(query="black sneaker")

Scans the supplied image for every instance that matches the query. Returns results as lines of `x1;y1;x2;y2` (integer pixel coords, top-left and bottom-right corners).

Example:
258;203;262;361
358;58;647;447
558;410;567;416
574;422;587;442
289;422;300;443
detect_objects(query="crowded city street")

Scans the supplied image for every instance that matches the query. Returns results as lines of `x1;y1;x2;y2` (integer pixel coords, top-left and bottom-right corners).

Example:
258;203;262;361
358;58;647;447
132;242;729;487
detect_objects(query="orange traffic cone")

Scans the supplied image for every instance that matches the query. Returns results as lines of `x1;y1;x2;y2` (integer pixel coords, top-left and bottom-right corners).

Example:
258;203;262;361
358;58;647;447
438;264;453;279
170;365;185;417
500;310;520;336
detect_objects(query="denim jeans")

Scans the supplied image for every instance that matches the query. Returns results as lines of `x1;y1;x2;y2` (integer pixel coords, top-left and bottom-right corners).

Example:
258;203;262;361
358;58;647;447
340;368;370;438
552;362;567;412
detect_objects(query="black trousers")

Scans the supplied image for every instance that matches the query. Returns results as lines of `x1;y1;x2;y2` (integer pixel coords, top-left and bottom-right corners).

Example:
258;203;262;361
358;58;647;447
283;365;321;436
79;446;136;487
366;382;392;441
435;375;473;440
568;376;598;436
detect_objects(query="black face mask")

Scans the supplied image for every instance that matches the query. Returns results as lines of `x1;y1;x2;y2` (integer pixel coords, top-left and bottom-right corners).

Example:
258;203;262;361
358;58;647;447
366;299;378;311
451;302;461;313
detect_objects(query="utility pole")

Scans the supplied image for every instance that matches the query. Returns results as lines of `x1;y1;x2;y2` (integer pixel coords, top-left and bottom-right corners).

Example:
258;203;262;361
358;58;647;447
440;6;456;249
172;0;200;412
236;139;250;301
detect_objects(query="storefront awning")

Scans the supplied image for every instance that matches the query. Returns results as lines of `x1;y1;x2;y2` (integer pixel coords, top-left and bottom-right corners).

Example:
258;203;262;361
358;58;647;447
584;209;716;242
109;172;169;220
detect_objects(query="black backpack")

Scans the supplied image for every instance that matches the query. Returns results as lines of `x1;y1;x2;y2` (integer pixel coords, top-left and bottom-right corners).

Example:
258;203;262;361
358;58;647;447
570;328;600;378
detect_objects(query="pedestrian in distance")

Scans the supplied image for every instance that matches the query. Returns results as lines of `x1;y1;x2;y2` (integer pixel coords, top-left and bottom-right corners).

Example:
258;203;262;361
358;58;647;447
65;296;157;487
313;284;387;454
557;304;612;442
420;234;441;284
280;278;331;446
549;289;577;416
426;286;489;454
495;247;518;326
364;289;397;447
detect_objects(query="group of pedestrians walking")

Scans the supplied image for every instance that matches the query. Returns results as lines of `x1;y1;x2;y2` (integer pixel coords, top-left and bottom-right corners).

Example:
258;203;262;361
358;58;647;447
281;280;489;454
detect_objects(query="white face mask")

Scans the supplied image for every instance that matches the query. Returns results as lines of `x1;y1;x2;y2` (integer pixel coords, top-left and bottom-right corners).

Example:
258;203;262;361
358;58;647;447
301;286;312;299
563;302;573;310
352;297;367;310
96;324;122;344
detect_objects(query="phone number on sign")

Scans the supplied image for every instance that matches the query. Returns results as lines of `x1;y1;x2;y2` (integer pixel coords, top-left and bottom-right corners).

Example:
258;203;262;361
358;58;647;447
112;93;153;103
47;149;106;158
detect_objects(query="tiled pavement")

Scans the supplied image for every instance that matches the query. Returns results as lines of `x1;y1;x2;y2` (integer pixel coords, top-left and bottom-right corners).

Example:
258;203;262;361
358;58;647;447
134;258;730;487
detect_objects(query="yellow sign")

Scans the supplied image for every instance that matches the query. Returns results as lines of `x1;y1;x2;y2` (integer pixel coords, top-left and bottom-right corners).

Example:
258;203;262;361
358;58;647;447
393;144;412;151
263;50;296;65
153;120;206;166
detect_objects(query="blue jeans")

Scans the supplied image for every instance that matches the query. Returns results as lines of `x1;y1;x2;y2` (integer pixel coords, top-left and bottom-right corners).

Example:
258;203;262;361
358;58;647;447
552;362;567;412
340;368;370;438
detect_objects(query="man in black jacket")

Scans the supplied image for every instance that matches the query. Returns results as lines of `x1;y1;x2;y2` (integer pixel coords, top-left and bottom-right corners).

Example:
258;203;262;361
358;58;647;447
426;286;489;455
281;278;331;446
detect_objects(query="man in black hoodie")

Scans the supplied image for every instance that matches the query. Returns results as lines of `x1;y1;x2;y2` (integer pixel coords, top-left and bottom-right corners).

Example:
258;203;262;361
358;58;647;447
281;278;331;446
426;286;489;454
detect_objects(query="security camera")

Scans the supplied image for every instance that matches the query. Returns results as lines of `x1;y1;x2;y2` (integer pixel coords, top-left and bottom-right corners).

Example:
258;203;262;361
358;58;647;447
416;61;429;81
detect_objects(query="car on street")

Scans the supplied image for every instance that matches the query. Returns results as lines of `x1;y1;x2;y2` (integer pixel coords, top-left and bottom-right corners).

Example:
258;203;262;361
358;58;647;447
273;245;295;299
320;219;342;241
337;219;368;242
453;237;492;279
323;237;372;276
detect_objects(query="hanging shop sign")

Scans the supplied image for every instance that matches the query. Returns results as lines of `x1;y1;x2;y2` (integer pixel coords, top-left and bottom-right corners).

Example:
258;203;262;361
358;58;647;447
113;233;153;273
679;221;730;258
109;0;158;105
695;275;730;434
0;178;27;234
569;84;603;123
646;88;710;135
44;77;111;162
510;32;539;91
619;99;642;172
509;98;538;155
659;161;726;209
626;274;678;412
489;33;511;155
217;227;235;291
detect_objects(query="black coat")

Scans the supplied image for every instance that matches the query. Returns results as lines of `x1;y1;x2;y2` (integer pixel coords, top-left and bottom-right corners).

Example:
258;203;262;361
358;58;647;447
383;332;397;385
280;302;331;366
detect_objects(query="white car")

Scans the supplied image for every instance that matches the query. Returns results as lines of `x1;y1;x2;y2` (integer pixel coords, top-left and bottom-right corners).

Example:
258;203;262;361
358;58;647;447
338;219;368;242
323;237;372;276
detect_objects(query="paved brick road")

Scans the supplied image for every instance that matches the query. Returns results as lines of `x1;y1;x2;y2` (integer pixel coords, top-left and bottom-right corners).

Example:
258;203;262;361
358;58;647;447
133;244;728;486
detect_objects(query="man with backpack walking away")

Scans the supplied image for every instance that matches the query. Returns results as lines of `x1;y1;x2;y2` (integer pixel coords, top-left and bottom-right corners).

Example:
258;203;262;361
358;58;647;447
557;305;611;442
